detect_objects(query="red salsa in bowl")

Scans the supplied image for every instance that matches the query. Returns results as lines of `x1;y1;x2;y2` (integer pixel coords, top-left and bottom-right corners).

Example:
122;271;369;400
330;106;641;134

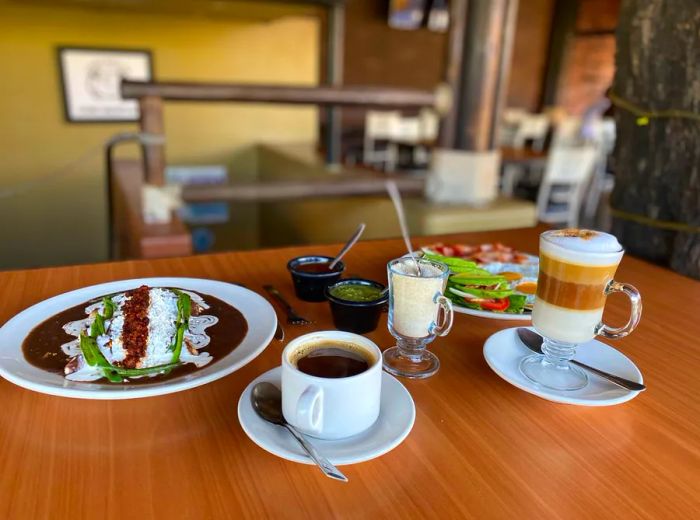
287;256;344;302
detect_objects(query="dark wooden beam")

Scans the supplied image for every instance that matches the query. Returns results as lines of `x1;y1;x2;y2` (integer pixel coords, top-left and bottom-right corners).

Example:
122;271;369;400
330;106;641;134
123;81;440;110
181;176;425;202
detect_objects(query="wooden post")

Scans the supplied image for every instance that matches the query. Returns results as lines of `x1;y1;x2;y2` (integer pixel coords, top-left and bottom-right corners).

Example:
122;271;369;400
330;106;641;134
439;0;468;148
325;2;344;167
611;0;700;278
539;0;579;109
455;0;517;151
490;0;519;147
138;95;166;185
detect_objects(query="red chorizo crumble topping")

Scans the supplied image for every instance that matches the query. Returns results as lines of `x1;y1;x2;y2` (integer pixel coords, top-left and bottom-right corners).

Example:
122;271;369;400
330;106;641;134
118;285;150;369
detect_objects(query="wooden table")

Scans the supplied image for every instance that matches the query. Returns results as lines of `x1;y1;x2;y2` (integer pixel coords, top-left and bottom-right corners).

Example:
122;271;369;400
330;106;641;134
500;146;547;165
1;228;698;519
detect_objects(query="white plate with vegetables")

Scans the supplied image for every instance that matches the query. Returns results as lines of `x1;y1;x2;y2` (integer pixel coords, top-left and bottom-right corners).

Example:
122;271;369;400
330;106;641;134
421;250;539;321
0;278;276;399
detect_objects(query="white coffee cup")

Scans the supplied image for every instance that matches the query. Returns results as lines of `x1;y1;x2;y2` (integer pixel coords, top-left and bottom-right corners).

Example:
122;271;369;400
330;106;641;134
281;331;382;440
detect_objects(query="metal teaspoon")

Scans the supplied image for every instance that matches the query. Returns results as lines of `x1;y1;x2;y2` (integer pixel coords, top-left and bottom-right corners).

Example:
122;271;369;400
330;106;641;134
250;382;348;482
328;223;366;271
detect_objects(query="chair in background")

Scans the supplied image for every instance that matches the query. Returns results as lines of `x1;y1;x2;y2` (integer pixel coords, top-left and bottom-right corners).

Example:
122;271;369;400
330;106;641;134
500;112;551;196
499;108;528;147
363;111;401;171
583;117;617;223
363;110;440;171
551;116;583;147
511;113;550;152
536;146;598;228
412;109;440;166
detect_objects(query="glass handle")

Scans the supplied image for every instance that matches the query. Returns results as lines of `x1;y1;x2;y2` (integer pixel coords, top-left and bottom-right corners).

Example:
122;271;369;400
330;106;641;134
433;294;454;337
595;280;642;339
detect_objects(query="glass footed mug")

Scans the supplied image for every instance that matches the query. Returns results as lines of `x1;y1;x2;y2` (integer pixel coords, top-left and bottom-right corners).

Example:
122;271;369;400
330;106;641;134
520;229;643;391
383;257;454;379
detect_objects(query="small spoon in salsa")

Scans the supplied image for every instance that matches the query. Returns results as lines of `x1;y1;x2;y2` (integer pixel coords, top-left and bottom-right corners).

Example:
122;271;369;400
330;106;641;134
328;223;366;271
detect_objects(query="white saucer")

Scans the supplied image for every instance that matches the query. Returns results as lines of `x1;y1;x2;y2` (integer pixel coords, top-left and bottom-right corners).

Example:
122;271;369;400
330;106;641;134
238;367;415;465
483;327;644;406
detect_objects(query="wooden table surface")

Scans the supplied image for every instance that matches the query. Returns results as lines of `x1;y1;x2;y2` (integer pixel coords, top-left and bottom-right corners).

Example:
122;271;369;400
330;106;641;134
1;227;699;519
500;146;548;165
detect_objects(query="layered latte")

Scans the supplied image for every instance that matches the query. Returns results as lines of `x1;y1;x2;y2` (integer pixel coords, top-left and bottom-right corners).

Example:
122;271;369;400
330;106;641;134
532;229;623;344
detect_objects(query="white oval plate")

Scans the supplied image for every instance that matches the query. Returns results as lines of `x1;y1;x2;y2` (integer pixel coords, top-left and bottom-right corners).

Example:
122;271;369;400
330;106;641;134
0;277;276;400
454;306;532;321
238;367;415;465
483;327;643;406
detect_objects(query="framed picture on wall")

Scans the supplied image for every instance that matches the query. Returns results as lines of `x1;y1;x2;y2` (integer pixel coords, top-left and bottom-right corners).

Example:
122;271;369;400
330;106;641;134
57;47;153;123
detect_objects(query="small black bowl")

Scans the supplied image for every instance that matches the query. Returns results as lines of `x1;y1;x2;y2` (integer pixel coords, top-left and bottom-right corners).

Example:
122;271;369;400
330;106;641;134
287;255;345;302
325;278;388;334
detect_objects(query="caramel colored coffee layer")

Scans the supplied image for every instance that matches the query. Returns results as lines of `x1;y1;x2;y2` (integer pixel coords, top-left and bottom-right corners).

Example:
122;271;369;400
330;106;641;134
537;271;607;310
540;254;618;284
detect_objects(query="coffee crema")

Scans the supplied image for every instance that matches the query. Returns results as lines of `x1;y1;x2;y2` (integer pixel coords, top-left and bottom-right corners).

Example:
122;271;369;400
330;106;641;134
291;340;375;379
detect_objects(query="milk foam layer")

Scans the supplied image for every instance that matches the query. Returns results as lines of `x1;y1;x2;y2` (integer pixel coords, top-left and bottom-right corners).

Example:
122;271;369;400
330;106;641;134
541;229;623;266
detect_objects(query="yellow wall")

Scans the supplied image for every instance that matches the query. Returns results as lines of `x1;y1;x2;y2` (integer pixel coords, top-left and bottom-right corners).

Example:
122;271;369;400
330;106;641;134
0;4;319;269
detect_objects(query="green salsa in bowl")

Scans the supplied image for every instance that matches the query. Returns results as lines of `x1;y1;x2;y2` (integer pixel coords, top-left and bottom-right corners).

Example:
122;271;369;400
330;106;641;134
325;279;388;333
328;283;384;303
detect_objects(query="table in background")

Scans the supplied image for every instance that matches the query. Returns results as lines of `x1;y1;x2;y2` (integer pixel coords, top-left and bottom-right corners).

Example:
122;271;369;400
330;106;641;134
0;227;698;519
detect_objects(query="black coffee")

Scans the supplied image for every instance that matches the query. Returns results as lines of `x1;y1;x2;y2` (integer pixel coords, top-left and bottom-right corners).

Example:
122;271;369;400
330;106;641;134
295;343;372;378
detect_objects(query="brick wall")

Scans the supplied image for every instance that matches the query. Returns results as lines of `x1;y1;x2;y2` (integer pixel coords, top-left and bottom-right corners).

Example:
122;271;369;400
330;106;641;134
556;0;621;114
506;0;555;110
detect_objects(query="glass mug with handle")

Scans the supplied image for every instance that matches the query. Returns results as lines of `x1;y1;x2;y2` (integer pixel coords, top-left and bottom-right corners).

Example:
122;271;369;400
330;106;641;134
520;229;642;391
383;257;454;379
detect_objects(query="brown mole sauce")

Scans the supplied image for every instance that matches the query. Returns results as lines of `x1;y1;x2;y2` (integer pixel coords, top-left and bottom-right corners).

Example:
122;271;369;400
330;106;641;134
21;290;248;385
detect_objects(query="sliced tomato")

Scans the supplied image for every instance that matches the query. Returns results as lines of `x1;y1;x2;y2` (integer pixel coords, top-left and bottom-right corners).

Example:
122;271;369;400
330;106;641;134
479;298;510;312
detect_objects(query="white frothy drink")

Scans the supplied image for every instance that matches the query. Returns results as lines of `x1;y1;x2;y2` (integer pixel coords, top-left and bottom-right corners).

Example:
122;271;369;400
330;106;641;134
389;259;447;338
533;229;624;344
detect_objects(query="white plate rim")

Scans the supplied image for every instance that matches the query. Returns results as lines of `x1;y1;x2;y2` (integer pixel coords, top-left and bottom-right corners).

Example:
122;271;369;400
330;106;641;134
237;366;416;466
454;305;532;321
483;327;643;406
0;277;276;400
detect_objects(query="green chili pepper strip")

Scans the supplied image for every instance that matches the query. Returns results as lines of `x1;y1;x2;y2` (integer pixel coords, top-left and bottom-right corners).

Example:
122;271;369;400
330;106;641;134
170;292;191;362
102;297;115;319
170;323;186;363
79;334;122;383
90;314;106;337
111;362;180;377
181;293;191;322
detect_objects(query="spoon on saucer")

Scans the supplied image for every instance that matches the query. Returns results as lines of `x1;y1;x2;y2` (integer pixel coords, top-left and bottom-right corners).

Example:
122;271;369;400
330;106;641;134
251;382;348;482
328;223;366;271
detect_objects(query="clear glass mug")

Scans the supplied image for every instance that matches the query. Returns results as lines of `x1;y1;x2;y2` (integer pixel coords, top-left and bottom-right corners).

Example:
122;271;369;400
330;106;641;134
383;257;454;379
519;230;643;391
